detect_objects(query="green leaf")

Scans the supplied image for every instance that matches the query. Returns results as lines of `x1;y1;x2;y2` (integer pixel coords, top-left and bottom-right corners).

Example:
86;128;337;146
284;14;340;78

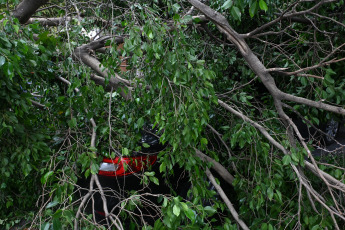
68;118;77;128
196;59;205;65
173;204;180;216
142;143;150;148
149;176;159;185
137;117;144;128
180;202;188;211
261;223;268;230
46;200;59;209
185;208;195;222
311;225;320;230
91;163;99;175
0;37;11;48
84;168;90;178
3;19;8;27
204;206;216;215
282;155;291;165
172;3;181;13
144;171;155;176
334;169;342;179
6;200;13;208
324;74;334;84
276;190;282;202
249;1;258;18
148;31;153;39
303;216;309;225
122;148;129;156
159;162;166;173
162;198;168;207
53;217;62;230
259;0;268;11
6;62;13;78
201;137;208;146
326;86;335;98
267;187;273;201
311;117;320;126
291;151;299;162
41;171;54;184
231;6;241;21
42;223;50;230
0;56;5;67
222;0;233;10
29;59;37;67
13;25;19;34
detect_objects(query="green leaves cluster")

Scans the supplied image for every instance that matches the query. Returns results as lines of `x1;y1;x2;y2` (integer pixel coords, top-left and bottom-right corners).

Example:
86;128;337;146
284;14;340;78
0;14;55;226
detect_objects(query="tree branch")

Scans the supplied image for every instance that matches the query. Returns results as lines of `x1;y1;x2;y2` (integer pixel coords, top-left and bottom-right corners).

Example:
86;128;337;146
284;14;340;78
30;99;47;110
25;17;72;26
205;168;249;230
206;124;237;172
73;36;132;100
195;148;234;185
244;0;335;37
13;0;49;24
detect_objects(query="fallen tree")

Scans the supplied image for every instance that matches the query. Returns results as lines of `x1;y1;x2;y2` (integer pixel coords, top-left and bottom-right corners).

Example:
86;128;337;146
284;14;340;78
1;0;345;229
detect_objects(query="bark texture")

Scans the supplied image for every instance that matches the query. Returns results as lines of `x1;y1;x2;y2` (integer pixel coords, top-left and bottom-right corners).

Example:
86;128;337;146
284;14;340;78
13;0;49;24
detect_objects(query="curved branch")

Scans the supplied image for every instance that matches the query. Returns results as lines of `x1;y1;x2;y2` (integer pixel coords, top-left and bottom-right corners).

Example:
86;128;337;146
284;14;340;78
13;0;49;24
195;148;234;185
73;36;132;100
189;0;345;117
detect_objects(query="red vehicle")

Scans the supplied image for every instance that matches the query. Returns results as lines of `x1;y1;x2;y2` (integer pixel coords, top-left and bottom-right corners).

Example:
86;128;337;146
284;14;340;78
77;126;234;226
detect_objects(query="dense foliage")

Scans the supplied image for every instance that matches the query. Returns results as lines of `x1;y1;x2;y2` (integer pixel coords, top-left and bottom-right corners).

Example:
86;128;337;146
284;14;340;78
1;0;345;229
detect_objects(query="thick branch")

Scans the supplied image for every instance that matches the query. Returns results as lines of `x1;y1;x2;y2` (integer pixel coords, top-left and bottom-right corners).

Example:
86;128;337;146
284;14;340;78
13;0;49;24
25;17;71;26
189;0;345;117
90;74;133;92
73;36;132;100
279;92;345;115
195;148;234;185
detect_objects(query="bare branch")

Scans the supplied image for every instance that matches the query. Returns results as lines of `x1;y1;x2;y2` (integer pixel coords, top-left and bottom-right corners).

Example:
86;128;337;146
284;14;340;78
30;99;47;110
205;168;249;230
74;175;95;229
195;148;234;185
25;17;71;26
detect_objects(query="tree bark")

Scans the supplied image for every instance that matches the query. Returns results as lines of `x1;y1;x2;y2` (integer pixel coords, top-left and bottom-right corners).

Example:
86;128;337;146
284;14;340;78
13;0;49;24
25;17;71;26
195;148;234;185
